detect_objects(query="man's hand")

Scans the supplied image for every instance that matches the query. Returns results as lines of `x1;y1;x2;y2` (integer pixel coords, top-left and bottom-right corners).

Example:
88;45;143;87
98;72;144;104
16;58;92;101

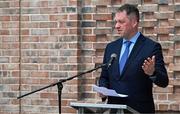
142;56;155;76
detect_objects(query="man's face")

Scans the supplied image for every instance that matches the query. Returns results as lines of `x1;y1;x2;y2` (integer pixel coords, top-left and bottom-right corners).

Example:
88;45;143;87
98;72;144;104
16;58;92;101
114;11;136;39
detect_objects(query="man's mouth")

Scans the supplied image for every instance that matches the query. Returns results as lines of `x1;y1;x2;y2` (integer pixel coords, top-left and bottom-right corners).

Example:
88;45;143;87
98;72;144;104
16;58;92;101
118;30;123;32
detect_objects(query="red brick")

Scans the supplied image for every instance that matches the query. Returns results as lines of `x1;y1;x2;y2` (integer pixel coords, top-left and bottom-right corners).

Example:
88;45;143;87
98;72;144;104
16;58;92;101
82;14;92;20
69;28;80;34
96;21;113;27
31;72;49;78
164;56;173;64
94;28;112;35
142;12;155;19
62;93;78;99
82;35;96;42
0;30;9;35
94;0;111;5
111;0;123;5
158;94;168;100
40;1;48;7
139;5;158;12
61;106;76;113
69;0;78;6
40;92;57;99
156;28;170;34
159;4;169;12
170;103;180;111
40;8;58;14
93;14;112;21
96;6;108;13
21;64;38;70
21;29;29;35
159;34;171;41
153;86;173;93
69;14;78;20
83;29;92;34
0;16;10;21
50;29;68;35
22;16;30;21
50;15;68;21
158;103;169;111
143;27;155;34
175;0;180;3
143;0;153;4
140;21;157;27
40;22;58;28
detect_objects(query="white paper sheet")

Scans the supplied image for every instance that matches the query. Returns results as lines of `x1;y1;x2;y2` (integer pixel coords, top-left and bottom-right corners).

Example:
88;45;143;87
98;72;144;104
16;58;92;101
93;85;128;97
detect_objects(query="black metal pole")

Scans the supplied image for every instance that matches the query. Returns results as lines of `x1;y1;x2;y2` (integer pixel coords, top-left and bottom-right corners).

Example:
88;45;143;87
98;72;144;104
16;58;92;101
57;82;63;114
17;63;107;114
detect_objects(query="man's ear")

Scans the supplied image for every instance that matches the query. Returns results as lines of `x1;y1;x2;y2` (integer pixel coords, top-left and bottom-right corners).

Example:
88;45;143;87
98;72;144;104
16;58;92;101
132;19;138;28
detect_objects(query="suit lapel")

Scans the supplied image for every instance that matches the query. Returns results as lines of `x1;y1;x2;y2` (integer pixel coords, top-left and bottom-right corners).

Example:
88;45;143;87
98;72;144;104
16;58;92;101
114;39;123;78
120;34;146;78
108;38;123;80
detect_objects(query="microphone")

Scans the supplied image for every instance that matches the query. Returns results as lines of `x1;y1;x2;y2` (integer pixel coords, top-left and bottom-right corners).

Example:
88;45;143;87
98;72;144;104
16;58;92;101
107;53;117;68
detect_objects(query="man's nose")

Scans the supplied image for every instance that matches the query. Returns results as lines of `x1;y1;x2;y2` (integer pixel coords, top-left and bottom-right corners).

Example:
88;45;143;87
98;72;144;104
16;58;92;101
115;23;121;28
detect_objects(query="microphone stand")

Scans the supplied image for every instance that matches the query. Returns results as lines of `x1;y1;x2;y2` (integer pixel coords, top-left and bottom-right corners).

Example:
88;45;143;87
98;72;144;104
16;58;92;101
17;63;107;114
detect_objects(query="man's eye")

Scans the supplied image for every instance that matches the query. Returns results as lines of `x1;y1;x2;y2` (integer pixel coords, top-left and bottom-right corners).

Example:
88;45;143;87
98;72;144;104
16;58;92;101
116;21;123;24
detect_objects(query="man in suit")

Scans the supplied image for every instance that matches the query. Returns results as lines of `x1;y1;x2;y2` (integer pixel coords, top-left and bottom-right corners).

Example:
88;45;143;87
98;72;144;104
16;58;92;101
99;4;169;113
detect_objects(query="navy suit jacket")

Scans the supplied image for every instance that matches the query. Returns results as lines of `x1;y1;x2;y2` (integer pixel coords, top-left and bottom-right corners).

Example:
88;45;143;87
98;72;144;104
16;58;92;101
99;33;169;113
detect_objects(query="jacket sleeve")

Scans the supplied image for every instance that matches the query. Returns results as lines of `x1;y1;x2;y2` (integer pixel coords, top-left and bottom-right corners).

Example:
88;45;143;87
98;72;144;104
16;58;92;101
151;43;169;88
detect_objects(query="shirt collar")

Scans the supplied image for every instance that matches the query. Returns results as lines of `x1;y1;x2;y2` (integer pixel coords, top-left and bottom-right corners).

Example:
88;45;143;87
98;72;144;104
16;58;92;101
123;32;140;44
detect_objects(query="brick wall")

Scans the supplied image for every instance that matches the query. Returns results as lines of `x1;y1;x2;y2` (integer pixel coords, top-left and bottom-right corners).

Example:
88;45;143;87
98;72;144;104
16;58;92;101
0;0;180;114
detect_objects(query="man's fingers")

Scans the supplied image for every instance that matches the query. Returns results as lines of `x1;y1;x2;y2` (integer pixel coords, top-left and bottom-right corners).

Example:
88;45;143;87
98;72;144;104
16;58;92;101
144;56;155;65
142;59;149;67
142;56;155;70
142;56;156;75
142;65;146;70
152;55;155;64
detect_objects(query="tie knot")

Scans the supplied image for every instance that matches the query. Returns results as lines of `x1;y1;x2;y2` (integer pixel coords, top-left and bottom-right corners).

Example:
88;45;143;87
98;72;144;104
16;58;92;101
125;41;131;47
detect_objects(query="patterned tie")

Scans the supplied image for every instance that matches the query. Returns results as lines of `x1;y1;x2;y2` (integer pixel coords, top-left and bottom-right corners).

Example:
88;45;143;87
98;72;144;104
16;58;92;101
119;41;132;75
